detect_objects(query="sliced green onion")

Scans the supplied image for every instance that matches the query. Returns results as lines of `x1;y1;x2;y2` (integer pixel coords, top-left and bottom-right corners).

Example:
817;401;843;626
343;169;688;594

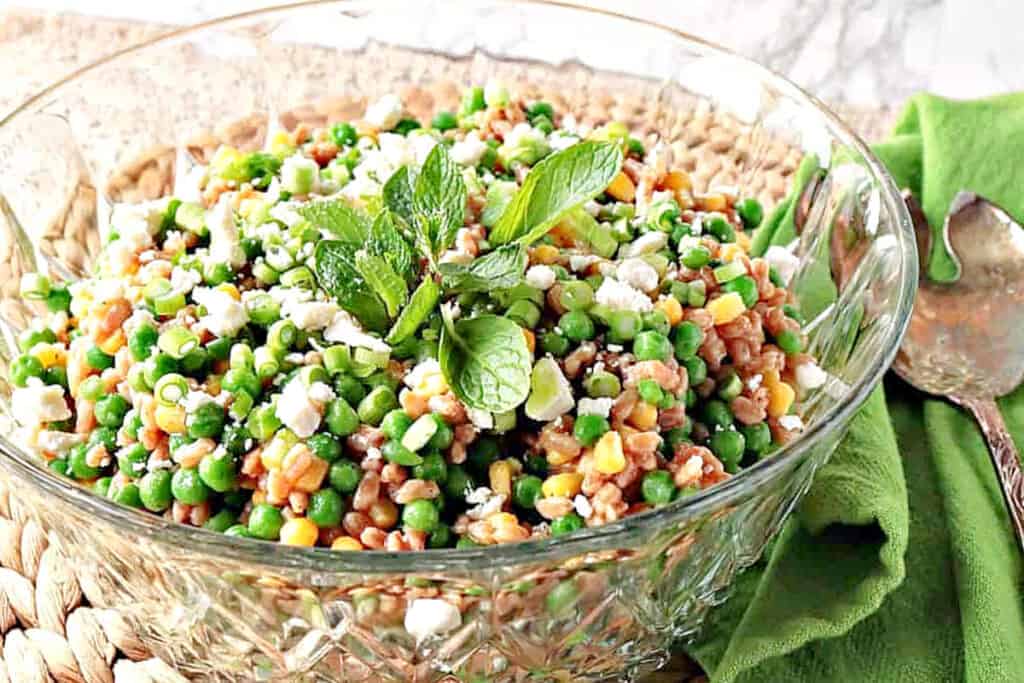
229;390;254;421
245;293;280;325
252;261;279;285
154;373;189;406
158;325;199;359
20;273;51;300
253;346;280;380
175;202;206;234
299;365;329;387
153;291;186;316
267;320;297;352
713;261;747;284
230;343;254;370
280;266;315;289
143;278;172;303
353;347;389;369
323;345;352;375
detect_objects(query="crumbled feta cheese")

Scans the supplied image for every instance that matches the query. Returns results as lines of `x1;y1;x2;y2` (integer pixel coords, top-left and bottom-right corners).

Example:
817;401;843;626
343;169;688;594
92;278;126;305
36;430;84;455
573;494;593;519
287;301;340;331
764;246;800;285
275;378;322;438
505;123;546;151
549;132;580;152
467;408;494;430
404;599;462;643
594;277;654;312
620;231;669;258
12;379;72;426
525;265;557;290
690;215;704;236
103;240;138;277
192;287;249;338
308;382;336;404
450;131;488;167
795;362;828;391
677;235;703;253
173;163;207;204
170;266;202;295
466;490;507;520
645;141;673;178
181;391;214;413
266;286;313;308
206;195;245;268
410;132;439;165
747;374;764;391
439;249;475;266
577;397;614;419
48;311;70;336
323;311;391;353
268;202;304;228
405;359;442;390
606;344;623;353
569;254;600;272
377;133;412;168
109;201;161;243
363;446;383;469
364;94;404;130
778;415;805;432
615;258;660;293
340;175;381;203
465;486;493;506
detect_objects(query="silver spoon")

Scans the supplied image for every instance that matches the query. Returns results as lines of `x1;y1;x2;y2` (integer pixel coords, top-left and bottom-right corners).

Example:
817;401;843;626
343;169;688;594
892;190;1024;554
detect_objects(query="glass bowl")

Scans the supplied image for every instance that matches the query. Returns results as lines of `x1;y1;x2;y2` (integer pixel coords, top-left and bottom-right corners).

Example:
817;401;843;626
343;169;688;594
0;1;915;680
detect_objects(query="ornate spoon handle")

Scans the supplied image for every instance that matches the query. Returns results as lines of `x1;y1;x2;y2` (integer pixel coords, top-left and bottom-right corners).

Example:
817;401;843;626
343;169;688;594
962;397;1024;555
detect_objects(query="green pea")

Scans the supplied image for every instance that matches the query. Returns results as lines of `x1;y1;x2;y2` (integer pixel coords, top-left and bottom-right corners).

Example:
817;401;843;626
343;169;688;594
671;324;703;364
710;429;745;468
199;452;237;492
776;329;803;355
506;300;541;328
136;470;171;508
93;477;112;497
9;354;44;387
444;465;473;500
467;437;500;477
382;440;423;466
48;458;69;477
329;122;358;147
431;111;458;131
412;452;448;483
783;304;805;324
559;281;594;311
680;245;711;269
607;310;642;342
735;198;764;230
43;365;68;388
641;470;676;505
117;443;149;478
308;489;345;528
68;444;101;480
633;330;671;362
204;509;238;533
683;356;708;386
307;433;342;462
541;331;571;357
110;481;143;508
428;525;454;549
456;536;481;549
224;524;252;538
85;346;115;371
642;310;671;336
526;101;554;119
428;415;454;450
45;285;72;313
329;460;363;494
637;379;664;405
380;409;413;441
703;399;733;429
460;86;486;115
740;422;773;454
248;503;284;540
171;468;209;505
402;499;440;532
129;324;159;361
95;394;130;428
333;375;366;406
573;414;610;447
558;310;595;342
188;402;225;439
550;513;584;537
18;328;56;353
357;386;398;426
705;215;736;243
721;275;759;309
144;353;178;387
584;371;621;398
717;372;744;401
513;475;544;509
180;347;209;376
325;398;360;436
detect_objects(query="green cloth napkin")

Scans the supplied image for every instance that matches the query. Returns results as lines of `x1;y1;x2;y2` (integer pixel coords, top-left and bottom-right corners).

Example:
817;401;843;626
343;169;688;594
688;93;1024;682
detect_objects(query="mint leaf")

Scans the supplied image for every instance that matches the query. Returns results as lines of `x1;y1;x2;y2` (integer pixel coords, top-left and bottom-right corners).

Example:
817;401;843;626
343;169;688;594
355;251;407;318
368;210;416;281
386;278;441;344
383;165;416;228
413;144;466;257
438;308;531;412
314;240;389;331
439;244;528;293
489;141;622;245
300;199;371;243
481;180;518;228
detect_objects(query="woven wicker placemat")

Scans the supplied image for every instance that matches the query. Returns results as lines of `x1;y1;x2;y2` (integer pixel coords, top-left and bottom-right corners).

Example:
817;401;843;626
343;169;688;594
0;8;895;682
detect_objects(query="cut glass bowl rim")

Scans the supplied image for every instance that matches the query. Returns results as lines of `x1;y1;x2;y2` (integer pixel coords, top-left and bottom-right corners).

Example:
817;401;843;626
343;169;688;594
0;0;916;574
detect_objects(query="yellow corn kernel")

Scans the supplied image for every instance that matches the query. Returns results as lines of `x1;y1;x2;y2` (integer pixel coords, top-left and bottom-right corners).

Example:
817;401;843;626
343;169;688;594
532;244;560;265
70;295;92;320
719;243;745;263
542;472;584;499
31;343;64;369
768;380;796;418
216;283;241;301
654;296;683;326
663;170;692;192
546;448;578;466
699;194;728;212
154;405;186;434
736;230;752;253
593;431;627;475
293;453;330;493
332;536;364;551
98;330;126;355
261;437;290;471
414;370;449;398
488;512;519;529
606;171;636;202
707;292;746;325
628;401;659;430
279;517;319;547
762;369;781;388
522;328;536;355
489;460;514;498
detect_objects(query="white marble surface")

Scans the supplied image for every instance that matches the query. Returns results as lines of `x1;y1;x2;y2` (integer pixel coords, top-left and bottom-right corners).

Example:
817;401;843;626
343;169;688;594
9;0;1024;106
